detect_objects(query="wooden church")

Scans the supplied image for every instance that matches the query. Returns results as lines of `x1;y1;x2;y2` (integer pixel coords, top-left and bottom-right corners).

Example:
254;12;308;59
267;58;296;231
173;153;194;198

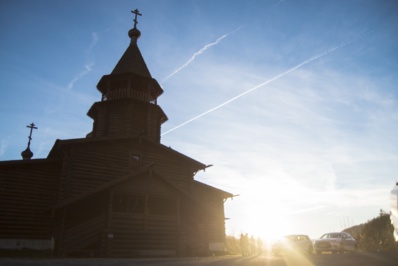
0;10;233;257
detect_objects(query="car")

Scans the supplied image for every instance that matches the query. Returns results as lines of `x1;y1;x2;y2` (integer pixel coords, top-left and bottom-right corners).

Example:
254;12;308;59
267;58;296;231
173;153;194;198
313;232;358;254
272;234;313;256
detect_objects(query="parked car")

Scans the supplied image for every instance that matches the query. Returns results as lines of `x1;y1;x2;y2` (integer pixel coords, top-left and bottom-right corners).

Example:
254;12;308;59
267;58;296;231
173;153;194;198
313;232;357;254
272;234;313;255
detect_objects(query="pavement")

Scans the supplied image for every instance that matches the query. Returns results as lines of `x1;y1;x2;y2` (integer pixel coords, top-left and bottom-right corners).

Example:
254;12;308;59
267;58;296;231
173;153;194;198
1;251;398;266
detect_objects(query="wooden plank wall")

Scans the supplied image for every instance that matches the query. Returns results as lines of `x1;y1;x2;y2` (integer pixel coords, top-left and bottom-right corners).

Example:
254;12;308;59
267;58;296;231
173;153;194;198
188;184;228;247
53;137;228;257
0;161;60;239
58;142;131;199
91;99;163;143
106;176;180;257
143;145;197;190
58;139;198;200
109;212;177;257
62;214;105;254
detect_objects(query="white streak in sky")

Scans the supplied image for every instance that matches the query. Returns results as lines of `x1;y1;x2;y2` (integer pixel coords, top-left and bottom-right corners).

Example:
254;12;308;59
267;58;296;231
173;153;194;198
67;62;95;90
161;26;244;84
0;139;9;157
67;32;98;90
162;32;371;136
87;32;99;52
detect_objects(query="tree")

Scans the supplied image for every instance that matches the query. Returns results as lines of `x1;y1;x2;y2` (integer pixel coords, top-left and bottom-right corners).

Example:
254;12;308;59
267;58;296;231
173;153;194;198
354;210;396;252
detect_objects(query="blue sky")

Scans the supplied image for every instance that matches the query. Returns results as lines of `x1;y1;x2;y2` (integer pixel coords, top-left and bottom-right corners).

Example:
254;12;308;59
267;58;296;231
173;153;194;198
1;0;397;241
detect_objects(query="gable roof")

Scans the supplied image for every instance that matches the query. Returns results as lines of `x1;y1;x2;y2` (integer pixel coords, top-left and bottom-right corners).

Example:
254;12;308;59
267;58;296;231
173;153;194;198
51;164;154;211
50;164;230;214
47;136;206;170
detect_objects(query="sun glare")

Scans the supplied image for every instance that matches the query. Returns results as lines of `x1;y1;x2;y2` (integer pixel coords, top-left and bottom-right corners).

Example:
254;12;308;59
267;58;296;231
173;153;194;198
229;176;296;246
244;201;292;241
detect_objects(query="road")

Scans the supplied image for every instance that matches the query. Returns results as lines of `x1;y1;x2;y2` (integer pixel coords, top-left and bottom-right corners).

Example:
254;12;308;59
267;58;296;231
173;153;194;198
1;252;397;266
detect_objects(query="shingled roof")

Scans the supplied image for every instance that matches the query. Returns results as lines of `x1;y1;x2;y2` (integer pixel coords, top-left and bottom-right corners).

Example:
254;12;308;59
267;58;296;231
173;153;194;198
111;26;152;78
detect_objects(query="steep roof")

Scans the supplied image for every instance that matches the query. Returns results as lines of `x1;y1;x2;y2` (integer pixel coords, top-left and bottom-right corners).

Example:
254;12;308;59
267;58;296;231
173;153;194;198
111;27;151;77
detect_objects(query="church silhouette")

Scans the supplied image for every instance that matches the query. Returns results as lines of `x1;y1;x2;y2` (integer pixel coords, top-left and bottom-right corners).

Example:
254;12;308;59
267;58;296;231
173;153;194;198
0;9;233;257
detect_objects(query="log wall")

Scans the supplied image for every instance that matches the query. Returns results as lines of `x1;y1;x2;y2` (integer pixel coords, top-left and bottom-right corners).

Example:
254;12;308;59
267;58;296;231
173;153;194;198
52;137;229;257
57;139;200;200
90;99;164;143
109;213;177;257
0;160;60;240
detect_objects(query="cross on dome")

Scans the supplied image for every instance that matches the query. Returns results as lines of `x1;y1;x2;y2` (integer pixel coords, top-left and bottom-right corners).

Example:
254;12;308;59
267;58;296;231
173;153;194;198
131;9;142;29
26;123;38;149
21;122;38;160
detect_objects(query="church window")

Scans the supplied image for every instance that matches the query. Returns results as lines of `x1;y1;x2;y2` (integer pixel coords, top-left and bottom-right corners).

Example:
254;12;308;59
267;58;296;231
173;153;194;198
113;193;129;212
128;194;145;213
113;193;145;214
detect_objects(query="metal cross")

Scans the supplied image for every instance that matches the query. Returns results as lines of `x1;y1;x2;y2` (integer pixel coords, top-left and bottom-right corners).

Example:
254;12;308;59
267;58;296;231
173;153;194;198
131;9;142;28
26;123;38;148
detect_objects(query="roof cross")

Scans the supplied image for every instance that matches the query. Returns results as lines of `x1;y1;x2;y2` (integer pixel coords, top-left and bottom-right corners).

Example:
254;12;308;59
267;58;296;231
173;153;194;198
26;123;38;149
131;9;142;29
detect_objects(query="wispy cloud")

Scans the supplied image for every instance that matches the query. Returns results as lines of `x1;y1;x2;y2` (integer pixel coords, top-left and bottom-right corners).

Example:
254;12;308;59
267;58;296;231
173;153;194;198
87;32;98;53
66;62;95;90
160;26;244;84
165;42;394;238
67;32;98;90
162;31;371;136
0;138;9;157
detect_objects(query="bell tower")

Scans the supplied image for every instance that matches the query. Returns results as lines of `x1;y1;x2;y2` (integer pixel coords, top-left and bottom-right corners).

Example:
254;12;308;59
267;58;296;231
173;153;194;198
87;9;167;143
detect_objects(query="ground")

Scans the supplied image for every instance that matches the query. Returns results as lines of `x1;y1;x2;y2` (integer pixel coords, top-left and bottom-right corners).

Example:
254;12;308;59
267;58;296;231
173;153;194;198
1;251;398;266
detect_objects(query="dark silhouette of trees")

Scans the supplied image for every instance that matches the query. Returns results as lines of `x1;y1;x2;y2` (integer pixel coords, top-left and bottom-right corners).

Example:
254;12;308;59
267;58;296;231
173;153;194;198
345;210;397;252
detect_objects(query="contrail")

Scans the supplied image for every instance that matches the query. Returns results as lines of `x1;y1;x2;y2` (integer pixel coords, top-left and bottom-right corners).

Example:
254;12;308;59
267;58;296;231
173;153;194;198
161;32;371;136
160;26;244;84
67;33;98;90
67;62;95;90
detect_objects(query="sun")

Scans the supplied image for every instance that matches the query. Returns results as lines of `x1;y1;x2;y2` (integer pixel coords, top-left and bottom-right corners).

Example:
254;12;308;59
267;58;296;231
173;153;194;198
226;176;295;245
245;201;292;241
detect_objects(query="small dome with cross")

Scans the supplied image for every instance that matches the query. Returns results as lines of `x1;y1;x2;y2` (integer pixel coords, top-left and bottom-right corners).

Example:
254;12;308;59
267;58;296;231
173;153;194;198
128;27;141;40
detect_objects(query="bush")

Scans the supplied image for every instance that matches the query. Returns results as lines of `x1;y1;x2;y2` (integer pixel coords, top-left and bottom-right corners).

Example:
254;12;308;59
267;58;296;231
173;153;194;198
353;211;397;252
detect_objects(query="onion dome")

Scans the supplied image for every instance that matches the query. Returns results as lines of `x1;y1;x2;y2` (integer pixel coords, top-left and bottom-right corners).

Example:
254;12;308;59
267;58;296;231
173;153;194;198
21;123;37;160
21;147;33;160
